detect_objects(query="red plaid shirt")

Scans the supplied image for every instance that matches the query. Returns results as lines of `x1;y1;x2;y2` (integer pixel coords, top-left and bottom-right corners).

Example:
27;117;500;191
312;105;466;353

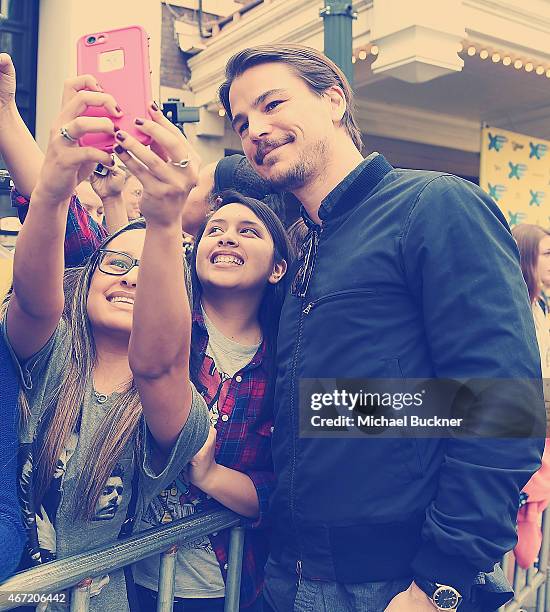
191;308;274;608
12;188;108;267
13;187;274;606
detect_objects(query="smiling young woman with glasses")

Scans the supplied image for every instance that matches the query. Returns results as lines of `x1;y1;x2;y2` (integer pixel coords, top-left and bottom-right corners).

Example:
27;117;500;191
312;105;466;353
0;75;211;611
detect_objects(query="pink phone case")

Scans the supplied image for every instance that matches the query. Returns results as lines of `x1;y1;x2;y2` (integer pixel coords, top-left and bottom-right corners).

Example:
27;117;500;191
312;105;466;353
77;25;152;152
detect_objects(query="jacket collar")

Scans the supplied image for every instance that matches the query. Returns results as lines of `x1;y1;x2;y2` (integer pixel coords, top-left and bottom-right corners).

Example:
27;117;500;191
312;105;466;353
318;153;393;223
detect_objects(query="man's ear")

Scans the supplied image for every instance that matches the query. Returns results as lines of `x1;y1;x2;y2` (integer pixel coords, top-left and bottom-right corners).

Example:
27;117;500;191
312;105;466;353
268;259;288;284
323;85;346;123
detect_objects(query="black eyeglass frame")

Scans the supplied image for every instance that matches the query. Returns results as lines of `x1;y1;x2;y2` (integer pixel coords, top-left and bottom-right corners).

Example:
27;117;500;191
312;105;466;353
96;249;140;276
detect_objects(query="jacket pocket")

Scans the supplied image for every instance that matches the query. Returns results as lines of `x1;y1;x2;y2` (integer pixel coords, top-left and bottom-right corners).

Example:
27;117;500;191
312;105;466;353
302;289;378;315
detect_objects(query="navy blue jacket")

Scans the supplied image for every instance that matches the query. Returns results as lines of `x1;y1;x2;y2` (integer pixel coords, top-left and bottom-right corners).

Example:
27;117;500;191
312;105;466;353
0;331;25;581
270;155;545;597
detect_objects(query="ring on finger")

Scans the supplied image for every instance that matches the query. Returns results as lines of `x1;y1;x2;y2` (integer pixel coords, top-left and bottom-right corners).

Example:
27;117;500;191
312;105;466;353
170;158;190;168
60;126;78;144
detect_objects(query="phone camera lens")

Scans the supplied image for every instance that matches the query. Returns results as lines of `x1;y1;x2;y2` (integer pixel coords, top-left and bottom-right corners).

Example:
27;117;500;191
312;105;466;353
87;36;97;44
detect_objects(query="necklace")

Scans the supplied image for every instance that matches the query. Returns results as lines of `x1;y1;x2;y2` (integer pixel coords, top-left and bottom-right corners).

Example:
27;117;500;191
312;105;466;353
93;389;109;404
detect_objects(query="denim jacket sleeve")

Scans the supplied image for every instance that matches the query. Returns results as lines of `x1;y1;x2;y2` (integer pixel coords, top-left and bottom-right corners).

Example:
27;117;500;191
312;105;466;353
400;174;545;597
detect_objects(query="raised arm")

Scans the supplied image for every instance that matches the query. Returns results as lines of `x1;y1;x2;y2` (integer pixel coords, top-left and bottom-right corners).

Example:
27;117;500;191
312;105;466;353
7;83;118;359
118;105;199;452
0;53;43;196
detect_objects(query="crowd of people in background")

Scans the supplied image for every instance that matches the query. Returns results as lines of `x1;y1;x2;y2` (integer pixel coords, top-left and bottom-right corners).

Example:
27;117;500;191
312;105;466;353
0;40;548;612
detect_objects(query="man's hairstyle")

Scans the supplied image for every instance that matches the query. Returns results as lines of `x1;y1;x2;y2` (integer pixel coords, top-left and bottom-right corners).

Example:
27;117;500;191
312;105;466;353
219;44;363;151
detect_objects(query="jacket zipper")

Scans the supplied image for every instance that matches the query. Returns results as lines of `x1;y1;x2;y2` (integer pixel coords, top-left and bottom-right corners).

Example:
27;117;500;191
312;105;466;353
303;289;377;315
289;226;322;585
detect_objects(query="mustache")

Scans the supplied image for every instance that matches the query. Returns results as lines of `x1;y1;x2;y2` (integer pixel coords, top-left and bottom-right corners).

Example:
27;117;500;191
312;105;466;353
255;135;295;165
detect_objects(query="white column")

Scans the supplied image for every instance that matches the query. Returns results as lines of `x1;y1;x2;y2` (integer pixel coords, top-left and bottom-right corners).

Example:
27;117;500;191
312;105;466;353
36;0;161;149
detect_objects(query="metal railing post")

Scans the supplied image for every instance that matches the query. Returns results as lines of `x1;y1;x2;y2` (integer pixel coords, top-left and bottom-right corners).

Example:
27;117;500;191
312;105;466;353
70;578;92;612
157;545;178;612
536;508;550;611
224;526;245;612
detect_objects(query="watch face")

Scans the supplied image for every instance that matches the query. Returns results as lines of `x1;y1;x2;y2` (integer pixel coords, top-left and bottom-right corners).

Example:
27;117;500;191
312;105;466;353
433;587;460;609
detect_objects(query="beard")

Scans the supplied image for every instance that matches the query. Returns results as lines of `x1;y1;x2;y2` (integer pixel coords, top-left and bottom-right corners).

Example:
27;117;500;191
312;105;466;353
259;136;329;192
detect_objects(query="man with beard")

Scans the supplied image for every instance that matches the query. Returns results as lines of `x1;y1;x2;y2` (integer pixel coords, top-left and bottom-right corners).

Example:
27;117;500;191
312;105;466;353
219;45;545;611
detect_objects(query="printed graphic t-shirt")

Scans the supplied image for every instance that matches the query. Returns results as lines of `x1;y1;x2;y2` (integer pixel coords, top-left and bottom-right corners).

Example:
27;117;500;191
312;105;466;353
2;318;210;612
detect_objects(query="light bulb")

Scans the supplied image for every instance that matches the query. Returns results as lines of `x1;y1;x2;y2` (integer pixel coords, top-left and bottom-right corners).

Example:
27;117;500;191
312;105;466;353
370;45;379;56
480;50;489;60
467;46;476;56
502;56;511;66
514;59;523;69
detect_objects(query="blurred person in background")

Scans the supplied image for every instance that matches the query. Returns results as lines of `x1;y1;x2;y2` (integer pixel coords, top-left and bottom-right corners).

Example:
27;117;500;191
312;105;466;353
75;180;104;225
120;168;143;220
512;223;550;570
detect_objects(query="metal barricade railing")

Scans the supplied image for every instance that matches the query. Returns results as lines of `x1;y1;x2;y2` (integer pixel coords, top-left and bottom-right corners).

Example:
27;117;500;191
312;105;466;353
0;509;243;612
501;507;550;611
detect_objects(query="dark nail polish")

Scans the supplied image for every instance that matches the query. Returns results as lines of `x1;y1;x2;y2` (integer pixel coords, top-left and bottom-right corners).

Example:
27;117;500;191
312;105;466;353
115;131;126;141
114;126;120;132
135;117;144;125
151;101;159;112
114;144;125;154
115;105;122;113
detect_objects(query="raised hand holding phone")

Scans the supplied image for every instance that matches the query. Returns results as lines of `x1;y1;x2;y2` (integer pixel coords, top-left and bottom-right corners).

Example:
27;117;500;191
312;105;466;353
34;86;117;206
112;104;199;228
77;25;153;152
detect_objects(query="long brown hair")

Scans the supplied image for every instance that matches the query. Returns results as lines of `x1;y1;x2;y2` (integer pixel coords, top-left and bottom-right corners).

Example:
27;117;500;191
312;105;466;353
25;220;147;519
219;44;363;151
512;223;550;303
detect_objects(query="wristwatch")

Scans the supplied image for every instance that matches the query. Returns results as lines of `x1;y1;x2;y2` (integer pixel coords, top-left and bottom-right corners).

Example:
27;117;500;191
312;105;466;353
415;578;462;610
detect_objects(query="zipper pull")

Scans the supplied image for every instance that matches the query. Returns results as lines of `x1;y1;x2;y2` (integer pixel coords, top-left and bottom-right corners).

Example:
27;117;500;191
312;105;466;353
296;560;303;586
303;303;313;315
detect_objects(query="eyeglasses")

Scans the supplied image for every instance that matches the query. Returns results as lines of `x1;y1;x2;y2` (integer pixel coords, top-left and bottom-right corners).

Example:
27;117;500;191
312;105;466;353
97;249;140;276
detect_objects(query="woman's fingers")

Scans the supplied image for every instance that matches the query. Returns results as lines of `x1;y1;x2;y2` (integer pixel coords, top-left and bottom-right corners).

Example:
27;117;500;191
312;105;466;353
134;117;199;177
67;145;114;169
112;143;152;186
58;90;122;125
54;116;116;142
0;53;16;78
148;101;184;138
113;130;175;183
61;74;103;107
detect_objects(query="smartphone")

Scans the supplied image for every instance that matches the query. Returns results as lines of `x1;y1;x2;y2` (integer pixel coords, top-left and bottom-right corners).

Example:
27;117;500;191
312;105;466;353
77;25;153;152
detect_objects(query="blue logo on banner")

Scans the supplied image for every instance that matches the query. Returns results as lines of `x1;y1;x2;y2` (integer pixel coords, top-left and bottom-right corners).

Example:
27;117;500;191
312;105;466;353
488;183;507;201
508;162;527;179
508;211;528;227
529;142;548;160
529;190;545;206
488;133;508;152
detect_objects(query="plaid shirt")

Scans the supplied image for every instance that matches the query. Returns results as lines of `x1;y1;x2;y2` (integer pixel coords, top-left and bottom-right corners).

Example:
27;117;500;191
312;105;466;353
13;187;274;606
12;188;108;267
191;307;274;608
